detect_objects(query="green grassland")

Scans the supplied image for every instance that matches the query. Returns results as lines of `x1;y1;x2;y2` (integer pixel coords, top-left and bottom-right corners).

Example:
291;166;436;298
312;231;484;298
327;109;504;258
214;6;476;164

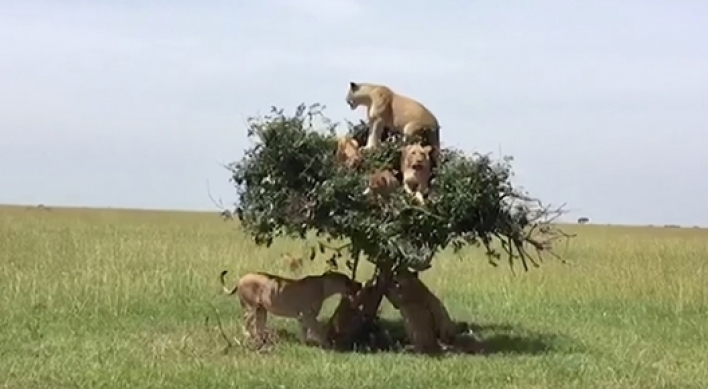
1;204;707;388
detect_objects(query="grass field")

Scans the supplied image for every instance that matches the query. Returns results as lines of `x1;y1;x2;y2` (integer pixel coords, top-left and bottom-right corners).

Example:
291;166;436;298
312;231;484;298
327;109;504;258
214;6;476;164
1;204;707;389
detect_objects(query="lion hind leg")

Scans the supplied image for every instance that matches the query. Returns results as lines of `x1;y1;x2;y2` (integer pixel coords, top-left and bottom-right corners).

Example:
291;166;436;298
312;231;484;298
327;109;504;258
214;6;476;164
242;308;257;340
402;122;438;145
254;307;268;343
402;122;424;141
243;307;268;347
400;305;441;355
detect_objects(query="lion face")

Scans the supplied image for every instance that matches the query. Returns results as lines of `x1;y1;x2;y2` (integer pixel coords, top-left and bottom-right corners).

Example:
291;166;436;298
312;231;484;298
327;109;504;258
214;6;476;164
345;82;369;110
403;144;433;171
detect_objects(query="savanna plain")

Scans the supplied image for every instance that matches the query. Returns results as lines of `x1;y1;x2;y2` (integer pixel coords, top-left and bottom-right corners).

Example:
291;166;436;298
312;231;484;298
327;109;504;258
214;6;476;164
1;204;707;389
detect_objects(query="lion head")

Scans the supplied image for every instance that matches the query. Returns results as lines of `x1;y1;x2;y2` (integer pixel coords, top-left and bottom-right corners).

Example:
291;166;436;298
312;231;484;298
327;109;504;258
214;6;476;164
336;136;361;168
345;82;374;110
402;144;433;171
364;170;400;196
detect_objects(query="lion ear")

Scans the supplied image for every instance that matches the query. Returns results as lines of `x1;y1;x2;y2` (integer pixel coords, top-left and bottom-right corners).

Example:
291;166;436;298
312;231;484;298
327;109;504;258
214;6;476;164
422;145;433;154
349;81;360;91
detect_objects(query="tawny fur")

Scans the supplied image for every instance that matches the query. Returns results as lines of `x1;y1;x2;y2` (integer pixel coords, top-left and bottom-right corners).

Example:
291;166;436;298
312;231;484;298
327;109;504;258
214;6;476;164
219;270;360;347
325;285;365;345
345;82;441;162
390;271;458;345
400;144;433;204
385;275;441;355
335;135;362;169
363;169;400;197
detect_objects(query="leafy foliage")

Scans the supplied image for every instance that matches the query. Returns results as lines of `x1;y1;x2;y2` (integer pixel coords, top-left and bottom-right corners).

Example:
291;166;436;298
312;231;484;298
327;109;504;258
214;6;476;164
227;103;569;273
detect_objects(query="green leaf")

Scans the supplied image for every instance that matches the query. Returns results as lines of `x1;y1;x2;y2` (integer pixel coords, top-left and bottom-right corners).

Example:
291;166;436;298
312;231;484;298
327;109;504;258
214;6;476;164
227;104;570;273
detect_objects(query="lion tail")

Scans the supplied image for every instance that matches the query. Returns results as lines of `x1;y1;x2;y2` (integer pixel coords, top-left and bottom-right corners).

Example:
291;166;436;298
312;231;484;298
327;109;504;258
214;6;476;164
219;270;239;295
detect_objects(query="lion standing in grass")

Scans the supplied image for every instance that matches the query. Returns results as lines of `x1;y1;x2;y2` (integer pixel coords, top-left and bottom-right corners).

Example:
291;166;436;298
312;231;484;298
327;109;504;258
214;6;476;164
219;270;361;348
392;270;458;344
385;276;441;354
385;270;459;354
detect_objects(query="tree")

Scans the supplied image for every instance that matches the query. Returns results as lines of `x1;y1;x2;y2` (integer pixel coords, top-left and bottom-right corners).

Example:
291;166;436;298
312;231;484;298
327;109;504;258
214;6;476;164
226;103;570;351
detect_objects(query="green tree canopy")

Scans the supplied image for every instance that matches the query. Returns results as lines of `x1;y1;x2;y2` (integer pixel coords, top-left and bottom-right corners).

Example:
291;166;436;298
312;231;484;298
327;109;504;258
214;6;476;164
227;103;569;275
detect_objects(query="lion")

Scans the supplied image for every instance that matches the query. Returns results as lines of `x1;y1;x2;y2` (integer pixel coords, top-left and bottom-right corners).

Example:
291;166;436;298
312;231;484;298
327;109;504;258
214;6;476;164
335;135;362;169
362;169;400;197
219;270;361;348
401;143;433;204
345;82;440;161
391;270;458;345
384;275;442;355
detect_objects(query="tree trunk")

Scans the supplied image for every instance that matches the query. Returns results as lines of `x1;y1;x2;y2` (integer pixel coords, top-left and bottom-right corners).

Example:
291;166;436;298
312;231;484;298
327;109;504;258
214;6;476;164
326;267;393;351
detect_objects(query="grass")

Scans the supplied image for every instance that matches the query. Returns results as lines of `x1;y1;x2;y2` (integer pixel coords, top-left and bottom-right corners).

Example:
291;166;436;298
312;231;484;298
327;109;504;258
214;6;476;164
1;204;707;389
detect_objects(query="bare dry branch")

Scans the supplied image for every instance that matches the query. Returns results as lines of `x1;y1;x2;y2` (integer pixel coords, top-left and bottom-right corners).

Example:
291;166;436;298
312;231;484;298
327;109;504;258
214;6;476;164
206;180;225;210
206;180;235;221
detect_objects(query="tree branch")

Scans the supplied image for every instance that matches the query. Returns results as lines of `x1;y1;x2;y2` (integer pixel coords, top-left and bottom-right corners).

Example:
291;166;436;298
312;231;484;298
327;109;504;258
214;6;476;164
206;180;234;221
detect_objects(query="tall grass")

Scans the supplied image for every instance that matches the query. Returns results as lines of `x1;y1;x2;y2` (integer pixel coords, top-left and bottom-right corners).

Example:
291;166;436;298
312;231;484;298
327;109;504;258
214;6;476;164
1;205;706;388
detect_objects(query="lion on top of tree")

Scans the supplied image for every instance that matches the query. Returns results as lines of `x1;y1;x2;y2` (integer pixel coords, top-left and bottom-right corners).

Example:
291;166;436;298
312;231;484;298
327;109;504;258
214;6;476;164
339;82;439;205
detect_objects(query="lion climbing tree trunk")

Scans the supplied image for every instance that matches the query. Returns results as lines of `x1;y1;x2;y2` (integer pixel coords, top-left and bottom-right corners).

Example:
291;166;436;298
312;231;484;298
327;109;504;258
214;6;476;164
325;266;393;351
326;265;480;354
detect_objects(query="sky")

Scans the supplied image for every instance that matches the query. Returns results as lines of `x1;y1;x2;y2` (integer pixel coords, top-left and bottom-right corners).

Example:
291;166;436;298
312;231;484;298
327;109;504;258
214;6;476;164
1;0;707;226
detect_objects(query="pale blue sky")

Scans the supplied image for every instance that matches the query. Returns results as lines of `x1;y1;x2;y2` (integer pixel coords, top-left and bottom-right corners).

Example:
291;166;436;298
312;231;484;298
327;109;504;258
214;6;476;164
1;0;707;226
